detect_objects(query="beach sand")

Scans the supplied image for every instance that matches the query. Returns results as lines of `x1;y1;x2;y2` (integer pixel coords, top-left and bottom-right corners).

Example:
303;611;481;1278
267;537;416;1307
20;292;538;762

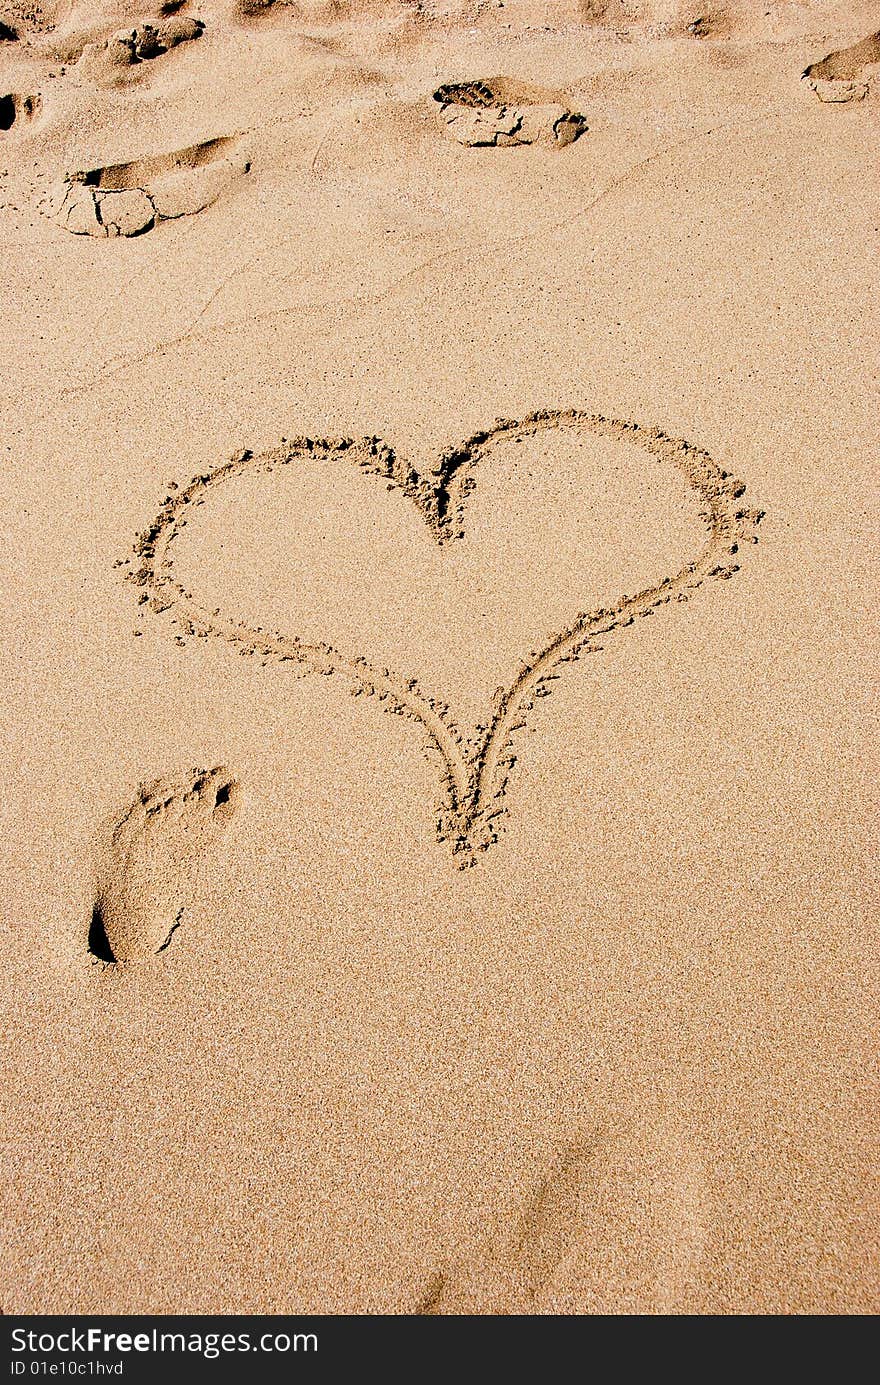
1;0;877;1313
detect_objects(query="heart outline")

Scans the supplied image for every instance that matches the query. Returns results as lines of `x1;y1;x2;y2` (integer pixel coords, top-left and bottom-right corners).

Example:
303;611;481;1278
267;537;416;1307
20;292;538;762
123;408;763;864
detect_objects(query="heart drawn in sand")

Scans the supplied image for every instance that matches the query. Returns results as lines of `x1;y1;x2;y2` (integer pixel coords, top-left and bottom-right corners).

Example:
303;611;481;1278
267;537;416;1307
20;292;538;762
123;409;763;864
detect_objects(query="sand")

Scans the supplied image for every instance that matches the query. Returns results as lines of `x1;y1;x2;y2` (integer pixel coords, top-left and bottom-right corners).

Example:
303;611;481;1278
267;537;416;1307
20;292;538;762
0;0;877;1315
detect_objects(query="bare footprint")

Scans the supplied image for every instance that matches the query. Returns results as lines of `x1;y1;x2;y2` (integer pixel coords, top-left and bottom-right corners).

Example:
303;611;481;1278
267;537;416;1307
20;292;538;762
802;30;880;103
0;92;41;134
422;1124;706;1314
42;135;250;238
420;1141;598;1314
90;766;240;964
76;15;203;88
433;78;587;149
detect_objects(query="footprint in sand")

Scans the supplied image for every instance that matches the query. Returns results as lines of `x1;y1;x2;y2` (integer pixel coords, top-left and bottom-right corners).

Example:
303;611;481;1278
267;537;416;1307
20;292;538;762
422;1125;706;1314
802;30;880;103
90;766;240;964
433;78;587;149
418;1143;597;1314
42;135;250;238
0;92;40;133
75;15;203;88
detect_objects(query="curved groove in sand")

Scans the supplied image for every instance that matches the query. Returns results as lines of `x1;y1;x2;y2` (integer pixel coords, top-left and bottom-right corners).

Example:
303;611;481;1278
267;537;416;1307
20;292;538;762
61;107;786;403
122;408;763;864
